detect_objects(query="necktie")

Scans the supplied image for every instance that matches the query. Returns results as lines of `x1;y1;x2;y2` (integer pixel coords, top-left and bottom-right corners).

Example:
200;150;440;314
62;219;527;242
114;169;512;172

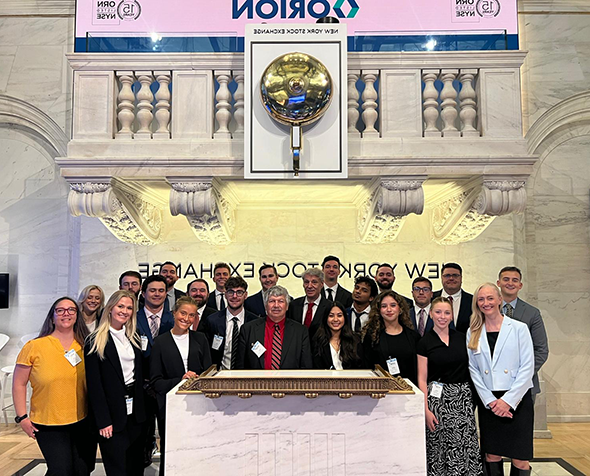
418;309;426;336
219;293;226;310
303;301;314;328
327;288;334;301
271;324;282;370
148;314;159;339
230;317;239;370
352;310;362;332
447;296;454;305
504;303;514;318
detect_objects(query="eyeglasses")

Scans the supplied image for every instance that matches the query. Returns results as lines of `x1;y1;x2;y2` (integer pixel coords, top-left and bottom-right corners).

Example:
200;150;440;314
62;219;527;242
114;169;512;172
55;307;77;316
442;273;461;279
225;290;245;297
412;286;432;293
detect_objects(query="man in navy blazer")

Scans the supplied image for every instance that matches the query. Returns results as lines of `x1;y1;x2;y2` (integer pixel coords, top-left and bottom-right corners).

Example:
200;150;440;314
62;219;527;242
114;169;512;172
199;276;259;369
346;275;378;333
206;262;231;311
245;264;279;318
237;285;312;370
409;276;436;336
321;255;353;308
432;262;473;334
497;266;549;397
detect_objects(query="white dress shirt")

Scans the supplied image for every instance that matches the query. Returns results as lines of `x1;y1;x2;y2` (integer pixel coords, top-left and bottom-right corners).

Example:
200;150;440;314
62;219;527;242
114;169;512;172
215;290;227;309
109;326;135;385
221;308;245;370
324;284;339;301
144;306;164;339
350;304;371;330
302;295;322;324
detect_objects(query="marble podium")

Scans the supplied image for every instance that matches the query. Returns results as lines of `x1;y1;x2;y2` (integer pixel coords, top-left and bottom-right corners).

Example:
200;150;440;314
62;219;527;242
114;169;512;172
165;370;427;475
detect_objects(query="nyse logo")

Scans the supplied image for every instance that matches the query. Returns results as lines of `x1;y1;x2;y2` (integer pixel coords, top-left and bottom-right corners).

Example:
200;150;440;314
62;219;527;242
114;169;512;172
476;0;500;17
117;0;142;21
93;0;120;24
232;0;360;20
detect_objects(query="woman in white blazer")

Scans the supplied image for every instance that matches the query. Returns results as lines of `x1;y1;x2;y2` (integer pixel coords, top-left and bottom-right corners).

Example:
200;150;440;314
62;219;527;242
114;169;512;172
467;283;534;476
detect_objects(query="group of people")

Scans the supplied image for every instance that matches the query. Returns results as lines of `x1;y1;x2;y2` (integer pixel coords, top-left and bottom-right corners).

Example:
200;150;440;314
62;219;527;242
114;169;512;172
12;257;548;476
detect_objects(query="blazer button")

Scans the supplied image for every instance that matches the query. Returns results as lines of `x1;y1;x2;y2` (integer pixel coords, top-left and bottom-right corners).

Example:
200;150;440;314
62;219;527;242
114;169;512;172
484;370;489;374
504;369;509;374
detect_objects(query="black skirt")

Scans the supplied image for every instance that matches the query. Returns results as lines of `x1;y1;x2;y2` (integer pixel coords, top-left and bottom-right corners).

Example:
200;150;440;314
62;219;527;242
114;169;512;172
479;389;534;460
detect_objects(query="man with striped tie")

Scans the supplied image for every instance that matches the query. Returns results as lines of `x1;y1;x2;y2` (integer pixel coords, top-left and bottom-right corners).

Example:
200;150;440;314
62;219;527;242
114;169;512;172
236;285;312;370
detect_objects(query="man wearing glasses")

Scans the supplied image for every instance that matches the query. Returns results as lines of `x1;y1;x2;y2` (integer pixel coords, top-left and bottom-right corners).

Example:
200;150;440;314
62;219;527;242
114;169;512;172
432;262;473;333
409;277;435;337
199;276;258;369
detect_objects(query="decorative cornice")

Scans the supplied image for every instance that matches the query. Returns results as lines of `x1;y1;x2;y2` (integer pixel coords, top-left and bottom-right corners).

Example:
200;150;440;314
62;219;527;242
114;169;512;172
519;0;590;13
526;90;590;155
475;180;528;215
0;0;75;16
0;94;68;157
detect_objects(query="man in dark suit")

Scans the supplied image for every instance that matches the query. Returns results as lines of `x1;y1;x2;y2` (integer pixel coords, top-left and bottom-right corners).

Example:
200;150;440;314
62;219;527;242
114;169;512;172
199;276;259;369
374;263;413;306
409;276;435;336
245;264;279;318
237;285;312;370
160;261;186;310
187;278;216;330
346;275;378;333
134;274;174;466
497;266;549;399
206;262;231;311
321;255;353;308
288;267;332;340
432;262;473;334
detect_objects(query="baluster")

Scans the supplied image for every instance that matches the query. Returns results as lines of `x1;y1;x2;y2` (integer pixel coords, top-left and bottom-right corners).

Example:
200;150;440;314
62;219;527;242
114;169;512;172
116;71;135;139
361;70;379;137
422;70;441;137
458;69;479;137
135;71;154;139
348;70;360;136
440;69;460;137
214;70;232;139
233;72;244;138
153;71;171;139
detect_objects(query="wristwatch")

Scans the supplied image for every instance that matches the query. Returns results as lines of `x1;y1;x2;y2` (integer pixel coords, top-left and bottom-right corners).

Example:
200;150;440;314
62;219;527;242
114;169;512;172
15;413;28;423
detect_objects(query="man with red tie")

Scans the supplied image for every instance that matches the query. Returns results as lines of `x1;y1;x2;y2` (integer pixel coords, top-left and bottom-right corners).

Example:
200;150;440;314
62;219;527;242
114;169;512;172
287;267;333;340
236;285;312;370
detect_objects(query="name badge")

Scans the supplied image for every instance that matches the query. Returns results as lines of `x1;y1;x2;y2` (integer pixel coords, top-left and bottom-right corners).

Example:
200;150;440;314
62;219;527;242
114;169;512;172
64;349;82;367
251;341;266;358
126;397;133;415
212;335;224;351
140;336;148;352
431;382;444;399
386;357;400;375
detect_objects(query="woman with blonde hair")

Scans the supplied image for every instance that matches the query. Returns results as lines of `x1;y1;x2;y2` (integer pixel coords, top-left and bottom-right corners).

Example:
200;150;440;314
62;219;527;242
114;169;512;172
362;290;420;384
85;290;147;476
78;285;105;332
467;283;534;476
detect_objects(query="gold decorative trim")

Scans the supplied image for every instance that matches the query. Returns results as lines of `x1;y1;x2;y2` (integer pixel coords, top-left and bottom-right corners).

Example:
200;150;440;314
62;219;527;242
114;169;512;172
178;365;414;398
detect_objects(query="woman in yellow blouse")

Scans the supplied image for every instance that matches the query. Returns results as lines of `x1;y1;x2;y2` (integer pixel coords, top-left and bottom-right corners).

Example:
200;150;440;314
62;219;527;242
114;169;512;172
13;297;95;475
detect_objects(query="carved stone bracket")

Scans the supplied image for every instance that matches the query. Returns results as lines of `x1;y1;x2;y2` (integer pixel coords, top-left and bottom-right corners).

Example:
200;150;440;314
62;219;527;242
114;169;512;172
357;178;425;243
169;179;236;245
430;177;527;245
67;180;164;245
475;180;527;215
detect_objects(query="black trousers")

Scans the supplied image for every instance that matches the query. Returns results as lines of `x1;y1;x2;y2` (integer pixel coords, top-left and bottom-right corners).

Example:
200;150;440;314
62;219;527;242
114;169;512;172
99;414;147;476
35;418;96;476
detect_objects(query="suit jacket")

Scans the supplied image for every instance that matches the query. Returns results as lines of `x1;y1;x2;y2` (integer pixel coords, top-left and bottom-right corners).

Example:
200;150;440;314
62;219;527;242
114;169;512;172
245;291;266;317
136;306;174;358
345;306;370;332
207;291;227;311
433;289;473;334
85;335;146;432
236;318;313;370
287;296;333;340
511;298;549;394
409;307;437;336
312;339;366;370
467;316;534;410
150;330;212;410
198;309;259;367
321;285;353;308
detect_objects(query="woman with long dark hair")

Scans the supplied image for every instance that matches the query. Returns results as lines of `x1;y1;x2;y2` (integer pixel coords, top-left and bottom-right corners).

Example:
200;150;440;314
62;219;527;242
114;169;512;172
312;301;364;369
13;297;94;475
467;283;534;476
417;296;483;476
85;290;146;476
362;290;420;384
